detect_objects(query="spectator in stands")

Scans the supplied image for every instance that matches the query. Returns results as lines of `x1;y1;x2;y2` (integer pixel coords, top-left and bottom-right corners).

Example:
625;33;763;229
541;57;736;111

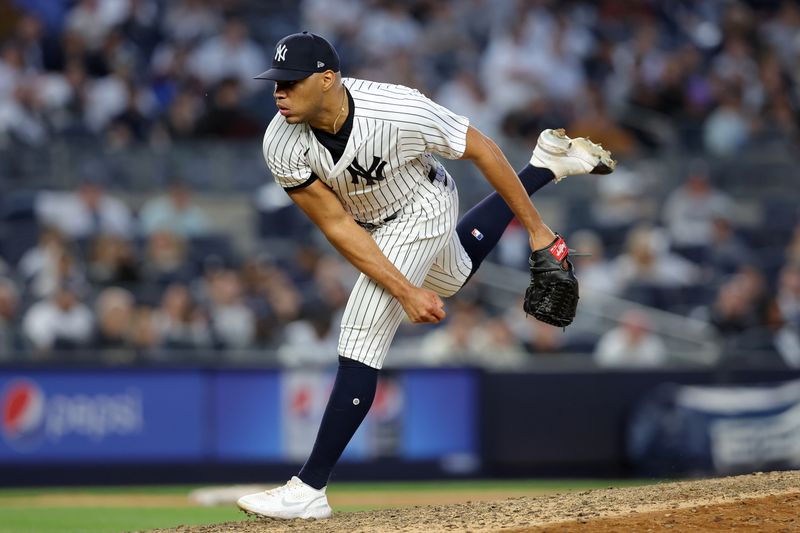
140;230;193;286
731;297;800;368
153;282;211;350
469;316;527;367
568;229;621;295
662;160;734;253
188;16;266;93
0;40;26;100
613;225;702;296
703;85;752;156
22;236;87;300
417;301;484;365
762;2;800;72
22;281;94;355
152;87;202;141
0;277;20;358
161;0;222;43
37;59;92;138
568;87;639;160
300;0;361;39
86;233;139;287
706;213;752;278
11;11;46;72
92;286;136;362
594;310;667;368
193;76;261;138
139;177;210;237
522;319;570;355
480;16;543;117
707;266;769;336
64;0;130;52
312;255;353;312
207;269;255;350
128;304;162;357
0;76;49;147
356;2;421;63
260;266;303;336
765;293;800;368
777;264;800;329
785;223;800;267
17;225;67;283
436;69;498;140
239;255;317;347
418;2;477;83
35;173;134;239
277;303;339;367
590;167;652;253
105;82;154;147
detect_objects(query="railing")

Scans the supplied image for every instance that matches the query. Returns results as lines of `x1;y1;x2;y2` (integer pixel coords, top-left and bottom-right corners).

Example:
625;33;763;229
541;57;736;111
478;261;722;366
0;139;797;199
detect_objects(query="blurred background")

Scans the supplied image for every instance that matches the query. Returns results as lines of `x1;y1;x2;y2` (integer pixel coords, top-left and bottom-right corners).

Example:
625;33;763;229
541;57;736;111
0;0;799;485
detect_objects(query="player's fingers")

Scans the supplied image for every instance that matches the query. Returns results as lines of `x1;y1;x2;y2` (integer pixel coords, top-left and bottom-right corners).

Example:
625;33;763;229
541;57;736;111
431;305;446;322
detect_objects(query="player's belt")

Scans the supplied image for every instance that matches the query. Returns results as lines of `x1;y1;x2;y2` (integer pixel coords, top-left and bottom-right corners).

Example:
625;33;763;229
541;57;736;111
355;166;444;231
355;212;398;231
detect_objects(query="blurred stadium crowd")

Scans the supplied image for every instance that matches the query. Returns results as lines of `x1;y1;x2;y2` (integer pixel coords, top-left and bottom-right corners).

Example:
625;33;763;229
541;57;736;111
0;0;798;368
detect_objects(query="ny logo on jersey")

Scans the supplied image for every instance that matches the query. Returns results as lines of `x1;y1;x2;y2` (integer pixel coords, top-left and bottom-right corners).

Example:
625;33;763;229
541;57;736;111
275;44;287;62
348;156;388;186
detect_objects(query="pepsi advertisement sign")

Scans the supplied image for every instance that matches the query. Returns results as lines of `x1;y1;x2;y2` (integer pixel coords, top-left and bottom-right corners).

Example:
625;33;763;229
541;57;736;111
214;368;478;463
0;372;207;462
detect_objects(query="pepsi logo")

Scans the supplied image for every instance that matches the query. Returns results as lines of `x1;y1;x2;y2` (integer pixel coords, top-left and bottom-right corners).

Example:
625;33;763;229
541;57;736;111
371;379;403;421
290;387;313;418
1;379;46;449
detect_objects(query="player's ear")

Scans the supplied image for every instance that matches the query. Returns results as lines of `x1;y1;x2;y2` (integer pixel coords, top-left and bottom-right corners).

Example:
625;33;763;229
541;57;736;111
320;70;337;92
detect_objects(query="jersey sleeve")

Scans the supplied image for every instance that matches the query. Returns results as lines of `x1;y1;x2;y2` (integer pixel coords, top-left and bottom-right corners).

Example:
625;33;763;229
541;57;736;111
406;90;470;160
262;115;315;190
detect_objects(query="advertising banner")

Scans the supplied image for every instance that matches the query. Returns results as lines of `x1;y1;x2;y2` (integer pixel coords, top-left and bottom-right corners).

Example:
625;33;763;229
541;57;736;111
0;371;207;462
214;368;477;463
627;378;800;475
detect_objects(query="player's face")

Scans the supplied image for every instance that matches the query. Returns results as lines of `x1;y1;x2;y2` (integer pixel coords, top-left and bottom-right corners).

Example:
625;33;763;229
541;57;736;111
273;75;324;124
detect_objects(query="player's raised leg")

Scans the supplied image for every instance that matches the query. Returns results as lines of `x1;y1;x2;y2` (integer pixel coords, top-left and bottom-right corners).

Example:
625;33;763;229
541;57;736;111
455;129;615;278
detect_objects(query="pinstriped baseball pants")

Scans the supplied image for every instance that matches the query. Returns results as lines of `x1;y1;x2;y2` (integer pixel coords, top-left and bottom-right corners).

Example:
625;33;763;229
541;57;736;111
338;174;472;368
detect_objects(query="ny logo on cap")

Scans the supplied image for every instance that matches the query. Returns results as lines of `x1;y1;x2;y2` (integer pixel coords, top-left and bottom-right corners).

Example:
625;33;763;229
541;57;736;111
275;43;287;62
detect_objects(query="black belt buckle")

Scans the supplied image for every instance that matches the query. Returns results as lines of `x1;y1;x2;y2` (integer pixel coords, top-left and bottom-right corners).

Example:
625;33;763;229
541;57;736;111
357;211;398;231
428;165;447;186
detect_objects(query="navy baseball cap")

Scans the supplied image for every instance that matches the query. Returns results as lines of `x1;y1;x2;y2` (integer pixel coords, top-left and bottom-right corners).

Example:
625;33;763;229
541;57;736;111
255;31;340;81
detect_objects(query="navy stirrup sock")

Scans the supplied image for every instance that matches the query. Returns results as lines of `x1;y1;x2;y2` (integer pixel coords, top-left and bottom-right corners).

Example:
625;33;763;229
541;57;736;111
298;356;378;490
456;164;555;275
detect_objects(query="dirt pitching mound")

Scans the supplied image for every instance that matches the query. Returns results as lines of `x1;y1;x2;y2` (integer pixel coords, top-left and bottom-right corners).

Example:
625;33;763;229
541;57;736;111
161;470;800;533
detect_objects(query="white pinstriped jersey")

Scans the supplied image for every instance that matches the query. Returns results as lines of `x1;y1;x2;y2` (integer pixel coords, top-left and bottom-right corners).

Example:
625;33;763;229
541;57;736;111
262;78;470;224
262;77;474;368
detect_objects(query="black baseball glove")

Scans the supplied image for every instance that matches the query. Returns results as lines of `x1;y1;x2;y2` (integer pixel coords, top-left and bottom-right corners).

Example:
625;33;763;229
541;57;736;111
523;234;579;327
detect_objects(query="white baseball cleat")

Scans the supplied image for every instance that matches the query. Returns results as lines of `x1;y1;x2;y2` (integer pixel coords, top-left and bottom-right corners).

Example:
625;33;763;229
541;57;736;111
530;128;616;182
236;476;333;520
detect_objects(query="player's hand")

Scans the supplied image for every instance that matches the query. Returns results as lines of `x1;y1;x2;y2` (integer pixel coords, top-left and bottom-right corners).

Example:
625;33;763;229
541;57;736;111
398;287;446;324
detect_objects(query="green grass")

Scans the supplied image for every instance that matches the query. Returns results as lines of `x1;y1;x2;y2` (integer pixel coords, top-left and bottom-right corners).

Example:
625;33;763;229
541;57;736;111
0;507;243;533
0;479;658;533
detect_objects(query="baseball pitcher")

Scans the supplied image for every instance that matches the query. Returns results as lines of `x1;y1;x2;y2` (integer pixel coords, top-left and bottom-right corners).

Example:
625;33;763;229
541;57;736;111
237;32;615;519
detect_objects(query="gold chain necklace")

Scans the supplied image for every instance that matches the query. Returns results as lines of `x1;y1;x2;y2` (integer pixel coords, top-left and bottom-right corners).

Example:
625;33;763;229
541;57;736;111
331;88;346;133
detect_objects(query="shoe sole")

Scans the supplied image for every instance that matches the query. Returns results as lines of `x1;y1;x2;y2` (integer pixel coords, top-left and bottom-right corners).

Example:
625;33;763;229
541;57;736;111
540;129;617;175
238;503;333;520
571;138;616;175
